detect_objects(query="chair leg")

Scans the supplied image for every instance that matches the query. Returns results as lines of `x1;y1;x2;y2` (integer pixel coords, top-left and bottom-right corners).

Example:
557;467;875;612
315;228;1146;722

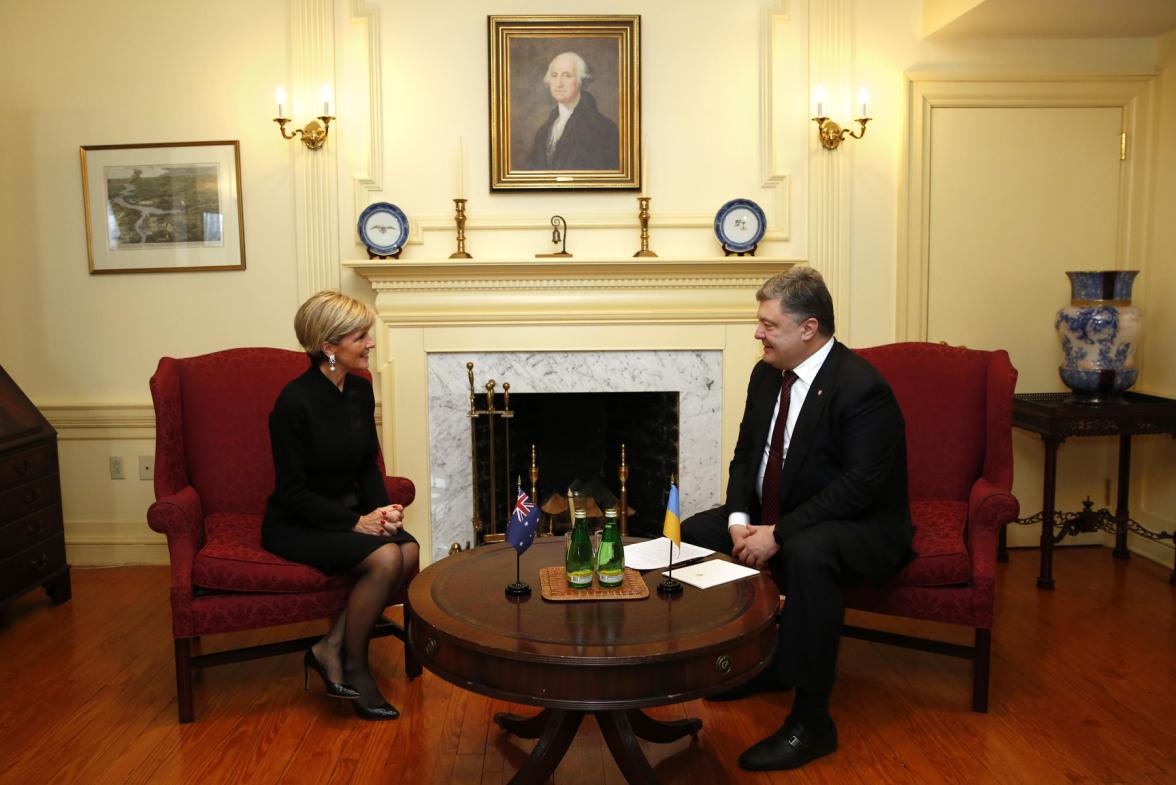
175;638;195;723
404;604;421;679
972;628;991;713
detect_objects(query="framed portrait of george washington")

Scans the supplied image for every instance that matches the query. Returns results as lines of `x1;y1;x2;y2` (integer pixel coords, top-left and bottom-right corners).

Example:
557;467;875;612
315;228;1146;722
489;15;641;191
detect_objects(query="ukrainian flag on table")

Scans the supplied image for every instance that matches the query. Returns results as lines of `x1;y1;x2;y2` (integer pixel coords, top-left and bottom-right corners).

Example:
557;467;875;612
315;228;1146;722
507;488;540;555
662;483;681;548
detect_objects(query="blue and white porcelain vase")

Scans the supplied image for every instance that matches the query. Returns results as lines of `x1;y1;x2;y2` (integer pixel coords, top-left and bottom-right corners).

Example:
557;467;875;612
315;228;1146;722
1055;270;1142;401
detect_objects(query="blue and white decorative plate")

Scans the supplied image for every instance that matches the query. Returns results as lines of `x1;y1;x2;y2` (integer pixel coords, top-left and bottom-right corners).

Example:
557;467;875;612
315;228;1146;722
357;202;409;257
714;199;767;254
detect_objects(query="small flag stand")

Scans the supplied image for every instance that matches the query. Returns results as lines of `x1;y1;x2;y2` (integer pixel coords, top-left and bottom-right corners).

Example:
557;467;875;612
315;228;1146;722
657;479;683;595
657;553;683;595
505;480;539;598
505;556;531;598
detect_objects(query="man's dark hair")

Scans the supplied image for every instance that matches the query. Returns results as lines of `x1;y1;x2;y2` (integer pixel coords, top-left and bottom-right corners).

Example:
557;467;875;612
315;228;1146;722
755;267;835;337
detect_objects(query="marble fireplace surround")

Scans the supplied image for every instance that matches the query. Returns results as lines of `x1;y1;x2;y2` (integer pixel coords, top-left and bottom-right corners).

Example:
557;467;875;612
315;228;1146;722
348;256;795;564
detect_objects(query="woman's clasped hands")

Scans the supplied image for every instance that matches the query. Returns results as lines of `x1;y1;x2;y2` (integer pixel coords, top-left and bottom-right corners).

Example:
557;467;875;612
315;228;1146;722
354;504;405;536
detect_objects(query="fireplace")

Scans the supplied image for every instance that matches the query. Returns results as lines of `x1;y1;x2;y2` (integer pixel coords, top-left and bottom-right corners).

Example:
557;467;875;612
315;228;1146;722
471;390;680;542
348;255;793;564
475;390;682;542
427;350;720;562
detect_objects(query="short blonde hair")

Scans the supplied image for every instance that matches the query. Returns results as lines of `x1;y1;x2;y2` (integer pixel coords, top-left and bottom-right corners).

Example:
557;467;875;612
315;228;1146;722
294;291;376;362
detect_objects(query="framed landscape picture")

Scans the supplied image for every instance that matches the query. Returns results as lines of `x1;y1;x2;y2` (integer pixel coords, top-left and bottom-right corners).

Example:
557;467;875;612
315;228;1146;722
489;15;641;191
79;140;245;274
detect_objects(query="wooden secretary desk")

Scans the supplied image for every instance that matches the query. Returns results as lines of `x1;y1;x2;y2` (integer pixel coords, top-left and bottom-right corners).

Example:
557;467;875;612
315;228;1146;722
0;365;71;612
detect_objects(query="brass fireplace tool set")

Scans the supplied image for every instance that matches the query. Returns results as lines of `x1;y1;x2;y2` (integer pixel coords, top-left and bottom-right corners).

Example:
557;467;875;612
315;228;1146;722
466;362;512;544
458;362;633;552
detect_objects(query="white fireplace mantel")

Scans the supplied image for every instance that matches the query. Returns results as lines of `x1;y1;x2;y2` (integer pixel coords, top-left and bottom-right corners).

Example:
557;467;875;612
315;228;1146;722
346;256;797;326
346;256;799;563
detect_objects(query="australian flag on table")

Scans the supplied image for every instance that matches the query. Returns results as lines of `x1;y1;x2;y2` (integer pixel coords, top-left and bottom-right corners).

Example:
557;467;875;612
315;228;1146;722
507;488;540;555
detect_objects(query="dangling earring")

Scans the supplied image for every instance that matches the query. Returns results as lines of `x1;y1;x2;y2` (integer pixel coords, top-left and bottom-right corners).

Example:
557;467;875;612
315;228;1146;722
328;355;337;372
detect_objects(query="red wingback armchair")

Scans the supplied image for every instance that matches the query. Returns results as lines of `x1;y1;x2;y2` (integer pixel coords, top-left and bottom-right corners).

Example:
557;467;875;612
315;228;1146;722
840;342;1019;712
148;348;417;723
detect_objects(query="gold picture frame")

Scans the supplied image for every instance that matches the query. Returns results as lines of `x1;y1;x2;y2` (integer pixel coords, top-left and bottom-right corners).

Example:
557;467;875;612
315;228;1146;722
79;140;246;274
489;15;641;191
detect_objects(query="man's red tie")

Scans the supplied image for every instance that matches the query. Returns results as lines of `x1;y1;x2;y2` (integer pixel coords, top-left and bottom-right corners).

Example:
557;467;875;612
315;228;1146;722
760;370;799;525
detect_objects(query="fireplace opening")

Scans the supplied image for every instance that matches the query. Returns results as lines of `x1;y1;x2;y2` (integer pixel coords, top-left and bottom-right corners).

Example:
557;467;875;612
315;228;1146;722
471;391;679;540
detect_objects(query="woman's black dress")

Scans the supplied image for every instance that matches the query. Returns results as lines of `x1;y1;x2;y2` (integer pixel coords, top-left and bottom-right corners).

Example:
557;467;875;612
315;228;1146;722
261;364;416;574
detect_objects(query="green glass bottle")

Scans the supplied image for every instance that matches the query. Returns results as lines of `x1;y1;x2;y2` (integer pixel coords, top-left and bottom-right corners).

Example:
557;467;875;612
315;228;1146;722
566;508;594;589
595;507;625;588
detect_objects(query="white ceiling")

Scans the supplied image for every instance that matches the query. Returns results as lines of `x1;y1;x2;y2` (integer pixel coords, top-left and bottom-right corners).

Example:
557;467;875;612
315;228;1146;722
924;0;1176;39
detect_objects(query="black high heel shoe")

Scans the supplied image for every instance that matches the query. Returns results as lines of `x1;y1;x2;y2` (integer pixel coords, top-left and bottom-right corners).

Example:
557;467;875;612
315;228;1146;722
353;700;400;721
304;649;360;699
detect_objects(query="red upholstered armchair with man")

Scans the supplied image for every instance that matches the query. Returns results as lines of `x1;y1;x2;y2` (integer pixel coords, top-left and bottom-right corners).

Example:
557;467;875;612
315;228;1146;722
681;267;1019;773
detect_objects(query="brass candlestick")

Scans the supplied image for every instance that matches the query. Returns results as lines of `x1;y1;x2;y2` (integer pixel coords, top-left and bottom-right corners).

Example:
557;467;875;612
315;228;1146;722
618;443;629;536
530;445;549;537
450;198;472;259
633;197;657;257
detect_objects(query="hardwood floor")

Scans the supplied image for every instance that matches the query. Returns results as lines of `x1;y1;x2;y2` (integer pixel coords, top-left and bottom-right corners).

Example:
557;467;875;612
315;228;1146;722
0;546;1172;785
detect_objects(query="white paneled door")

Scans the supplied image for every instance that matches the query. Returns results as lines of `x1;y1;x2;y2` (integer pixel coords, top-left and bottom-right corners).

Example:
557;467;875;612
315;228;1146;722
923;104;1127;547
926;105;1124;391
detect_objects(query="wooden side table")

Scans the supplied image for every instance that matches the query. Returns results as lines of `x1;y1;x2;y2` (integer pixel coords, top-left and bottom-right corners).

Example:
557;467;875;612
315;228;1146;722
1009;392;1176;588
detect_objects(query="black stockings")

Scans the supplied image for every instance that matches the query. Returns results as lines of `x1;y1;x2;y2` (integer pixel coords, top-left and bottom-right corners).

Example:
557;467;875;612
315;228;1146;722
341;542;417;708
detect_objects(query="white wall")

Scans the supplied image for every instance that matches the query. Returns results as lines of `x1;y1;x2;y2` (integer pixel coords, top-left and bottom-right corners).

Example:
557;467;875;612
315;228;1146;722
1134;28;1176;570
0;0;302;561
0;0;302;402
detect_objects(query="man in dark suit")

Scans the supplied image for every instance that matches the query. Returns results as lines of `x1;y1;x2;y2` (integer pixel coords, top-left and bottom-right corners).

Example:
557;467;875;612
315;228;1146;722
682;267;914;772
523;51;619;171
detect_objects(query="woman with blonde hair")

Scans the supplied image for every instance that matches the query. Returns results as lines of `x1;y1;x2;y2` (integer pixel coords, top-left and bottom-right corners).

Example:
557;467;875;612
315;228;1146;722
262;290;418;720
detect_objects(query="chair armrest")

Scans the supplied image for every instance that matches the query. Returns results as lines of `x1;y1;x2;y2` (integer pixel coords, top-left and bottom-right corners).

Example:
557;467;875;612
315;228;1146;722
147;486;205;637
384;476;416;508
147;484;204;541
967;476;1020;558
966;477;1020;627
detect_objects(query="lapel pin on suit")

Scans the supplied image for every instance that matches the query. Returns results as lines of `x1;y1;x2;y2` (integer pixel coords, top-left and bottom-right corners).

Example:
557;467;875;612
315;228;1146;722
817;389;824;396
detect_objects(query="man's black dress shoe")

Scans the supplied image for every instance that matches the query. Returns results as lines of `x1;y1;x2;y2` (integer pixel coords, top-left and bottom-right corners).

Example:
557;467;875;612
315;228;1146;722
706;671;793;702
737;718;838;771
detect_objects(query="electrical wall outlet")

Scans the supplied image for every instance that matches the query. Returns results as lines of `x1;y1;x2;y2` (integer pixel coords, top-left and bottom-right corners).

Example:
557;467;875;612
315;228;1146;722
109;456;125;480
139;455;154;481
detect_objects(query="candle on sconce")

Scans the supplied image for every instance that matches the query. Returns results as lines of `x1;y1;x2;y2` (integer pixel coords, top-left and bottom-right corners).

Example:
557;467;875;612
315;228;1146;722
858;86;870;118
814;84;826;117
319;84;332;117
457;137;466;200
275;86;286;118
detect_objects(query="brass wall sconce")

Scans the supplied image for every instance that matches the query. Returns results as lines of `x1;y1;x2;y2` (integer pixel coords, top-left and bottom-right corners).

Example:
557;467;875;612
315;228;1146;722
811;85;871;151
536;215;572;258
273;85;335;151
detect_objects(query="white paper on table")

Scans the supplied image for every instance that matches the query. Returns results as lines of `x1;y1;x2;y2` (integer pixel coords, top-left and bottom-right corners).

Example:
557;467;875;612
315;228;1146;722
661;558;761;589
623;537;714;571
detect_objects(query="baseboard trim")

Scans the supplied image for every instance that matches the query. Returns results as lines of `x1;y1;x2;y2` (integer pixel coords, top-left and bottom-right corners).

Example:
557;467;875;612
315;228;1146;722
1129;534;1175;571
64;520;169;566
66;540;170;566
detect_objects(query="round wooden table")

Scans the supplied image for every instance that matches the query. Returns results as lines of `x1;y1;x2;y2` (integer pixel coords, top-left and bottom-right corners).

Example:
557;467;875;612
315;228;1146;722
407;539;779;785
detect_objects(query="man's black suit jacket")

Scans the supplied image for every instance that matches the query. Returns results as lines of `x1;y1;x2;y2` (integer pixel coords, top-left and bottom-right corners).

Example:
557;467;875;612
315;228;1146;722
524;90;619;170
726;341;914;578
